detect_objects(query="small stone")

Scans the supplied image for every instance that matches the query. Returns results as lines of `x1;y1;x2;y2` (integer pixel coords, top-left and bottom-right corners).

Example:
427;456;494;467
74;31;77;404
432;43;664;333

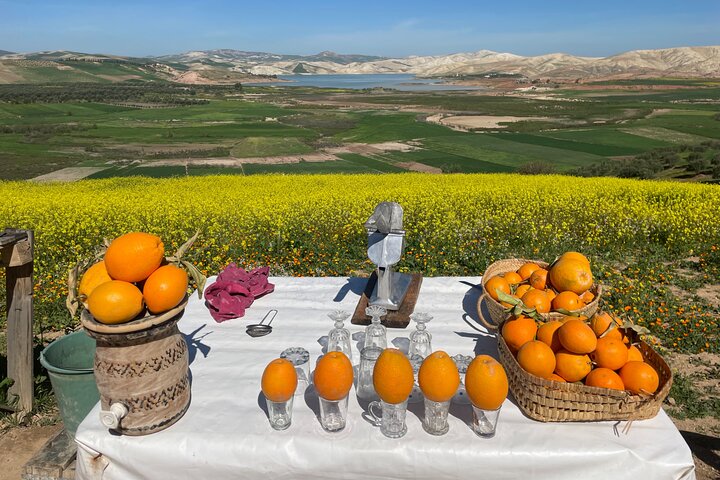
666;397;677;406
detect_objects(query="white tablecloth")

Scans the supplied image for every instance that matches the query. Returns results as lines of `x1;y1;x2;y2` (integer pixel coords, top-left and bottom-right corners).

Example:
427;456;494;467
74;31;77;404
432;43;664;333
75;276;695;480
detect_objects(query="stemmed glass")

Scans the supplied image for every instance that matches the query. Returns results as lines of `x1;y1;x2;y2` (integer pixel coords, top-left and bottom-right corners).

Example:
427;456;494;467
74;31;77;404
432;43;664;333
327;310;353;360
364;305;387;349
408;312;432;358
407;354;424;404
451;354;473;405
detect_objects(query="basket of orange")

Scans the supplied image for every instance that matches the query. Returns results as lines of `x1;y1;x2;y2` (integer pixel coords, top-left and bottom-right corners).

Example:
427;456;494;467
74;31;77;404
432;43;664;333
478;252;601;331
496;311;672;422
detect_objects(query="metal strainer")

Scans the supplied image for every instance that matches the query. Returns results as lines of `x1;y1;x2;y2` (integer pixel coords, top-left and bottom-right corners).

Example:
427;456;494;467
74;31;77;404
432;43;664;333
246;309;278;337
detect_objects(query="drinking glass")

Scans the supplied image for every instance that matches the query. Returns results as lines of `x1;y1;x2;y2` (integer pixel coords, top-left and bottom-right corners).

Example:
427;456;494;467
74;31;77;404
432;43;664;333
318;395;349;432
408;312;432;358
327;311;353;360
423;399;451;436
368;399;408;439
265;395;293;430
280;347;310;395
357;346;383;401
407;353;424;404
364;305;387;349
471;405;501;438
451;354;473;405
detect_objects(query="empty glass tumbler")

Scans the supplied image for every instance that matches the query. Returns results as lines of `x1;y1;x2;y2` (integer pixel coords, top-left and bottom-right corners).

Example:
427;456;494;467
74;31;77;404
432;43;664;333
407;353;424;404
318;395;349;432
357;346;383;401
423;399;451;436
265;395;294;431
369;399;409;439
471;404;501;438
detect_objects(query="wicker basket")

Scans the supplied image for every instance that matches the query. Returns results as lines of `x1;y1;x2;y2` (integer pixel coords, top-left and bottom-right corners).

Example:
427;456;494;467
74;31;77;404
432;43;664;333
497;325;672;422
477;258;602;331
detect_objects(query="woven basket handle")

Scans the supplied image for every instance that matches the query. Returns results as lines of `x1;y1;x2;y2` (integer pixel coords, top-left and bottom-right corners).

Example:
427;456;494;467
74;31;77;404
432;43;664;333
476;293;501;331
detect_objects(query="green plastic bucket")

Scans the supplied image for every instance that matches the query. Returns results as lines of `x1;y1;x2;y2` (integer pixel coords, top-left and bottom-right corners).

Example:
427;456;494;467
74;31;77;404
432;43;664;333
40;331;100;438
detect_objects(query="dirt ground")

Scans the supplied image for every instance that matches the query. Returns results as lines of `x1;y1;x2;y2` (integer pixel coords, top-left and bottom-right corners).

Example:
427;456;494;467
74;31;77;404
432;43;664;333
0;424;62;480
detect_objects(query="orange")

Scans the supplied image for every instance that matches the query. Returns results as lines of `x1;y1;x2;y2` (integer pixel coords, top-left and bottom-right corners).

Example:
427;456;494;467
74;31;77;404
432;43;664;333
546;373;566;383
104;232;165;283
560;315;588;323
142;264;188;314
314;351;354;401
465;355;508;410
627;345;644;362
590;312;623;340
558;319;597;354
529;268;548;290
517;262;541;280
619;361;659;395
87;280;144;324
515;284;532;298
418;351;460;402
559;251;590;266
521;289;551;314
78;261;112;299
373;348;414;404
592;337;629;370
485;276;511;302
501;316;538;353
551;291;586;312
548;259;593;295
545;288;557;303
580;290;595;304
261;358;297;402
537;320;563;352
503;271;523;285
517;341;556;378
554;349;592;382
585;368;625;390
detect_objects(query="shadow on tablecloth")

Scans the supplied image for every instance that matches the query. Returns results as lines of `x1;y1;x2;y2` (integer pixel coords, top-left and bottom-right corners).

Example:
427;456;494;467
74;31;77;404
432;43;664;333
333;277;369;302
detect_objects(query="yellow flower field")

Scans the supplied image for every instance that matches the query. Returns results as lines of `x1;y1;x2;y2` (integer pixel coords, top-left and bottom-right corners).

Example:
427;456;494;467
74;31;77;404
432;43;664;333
0;173;718;334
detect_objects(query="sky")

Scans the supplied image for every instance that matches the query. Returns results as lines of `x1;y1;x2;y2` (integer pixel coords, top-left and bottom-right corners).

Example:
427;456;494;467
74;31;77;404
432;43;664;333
1;0;719;58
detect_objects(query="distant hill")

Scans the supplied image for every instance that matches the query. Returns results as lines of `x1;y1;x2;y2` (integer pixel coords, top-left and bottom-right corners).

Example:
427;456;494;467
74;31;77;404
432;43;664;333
1;46;718;84
0;50;14;56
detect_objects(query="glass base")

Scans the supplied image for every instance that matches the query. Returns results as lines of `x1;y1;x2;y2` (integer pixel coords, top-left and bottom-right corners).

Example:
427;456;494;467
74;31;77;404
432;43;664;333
321;413;346;432
382;424;407;439
270;418;291;431
422;422;449;436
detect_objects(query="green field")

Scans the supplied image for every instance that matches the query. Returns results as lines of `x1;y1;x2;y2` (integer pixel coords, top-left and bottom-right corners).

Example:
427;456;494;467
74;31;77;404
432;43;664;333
0;80;719;180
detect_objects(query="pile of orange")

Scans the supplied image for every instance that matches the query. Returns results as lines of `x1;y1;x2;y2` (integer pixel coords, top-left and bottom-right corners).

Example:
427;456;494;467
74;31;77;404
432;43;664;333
80;232;189;324
503;310;660;395
485;251;596;315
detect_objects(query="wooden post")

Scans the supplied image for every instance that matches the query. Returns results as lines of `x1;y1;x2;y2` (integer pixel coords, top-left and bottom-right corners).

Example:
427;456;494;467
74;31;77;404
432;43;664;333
1;228;34;414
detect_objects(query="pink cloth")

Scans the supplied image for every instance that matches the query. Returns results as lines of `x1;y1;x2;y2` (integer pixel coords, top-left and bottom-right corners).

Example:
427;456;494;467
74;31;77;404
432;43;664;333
204;264;274;322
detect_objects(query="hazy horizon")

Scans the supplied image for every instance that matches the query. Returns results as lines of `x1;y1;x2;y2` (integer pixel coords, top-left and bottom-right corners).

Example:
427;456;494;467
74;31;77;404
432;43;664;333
2;0;719;58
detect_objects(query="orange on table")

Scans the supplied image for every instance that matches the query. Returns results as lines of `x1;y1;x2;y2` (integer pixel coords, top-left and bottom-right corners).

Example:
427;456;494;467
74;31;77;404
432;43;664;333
87;280;144;324
521;288;551;314
515;284;532;299
465;355;508;410
501;316;538;353
418;351;460;403
314;351;353;401
261;358;298;402
537;320;563;352
373;348;414;404
503;271;523;285
517;262;541;281
548;258;593;295
551;291;585;312
104;232;165;283
529;268;548;290
590;312;623;340
78;261;112;299
592;337;629;370
627;345;644;362
143;264;188;314
585;368;625;391
554;349;592;382
558;319;597;354
517;341;556;378
619;361;659;395
485;276;511;302
546;373;566;383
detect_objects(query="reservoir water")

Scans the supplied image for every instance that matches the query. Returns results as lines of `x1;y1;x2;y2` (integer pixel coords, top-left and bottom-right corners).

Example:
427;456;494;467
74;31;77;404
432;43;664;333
244;74;484;91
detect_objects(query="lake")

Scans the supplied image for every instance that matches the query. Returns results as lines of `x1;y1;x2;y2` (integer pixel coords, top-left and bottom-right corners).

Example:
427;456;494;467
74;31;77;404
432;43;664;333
244;74;485;91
